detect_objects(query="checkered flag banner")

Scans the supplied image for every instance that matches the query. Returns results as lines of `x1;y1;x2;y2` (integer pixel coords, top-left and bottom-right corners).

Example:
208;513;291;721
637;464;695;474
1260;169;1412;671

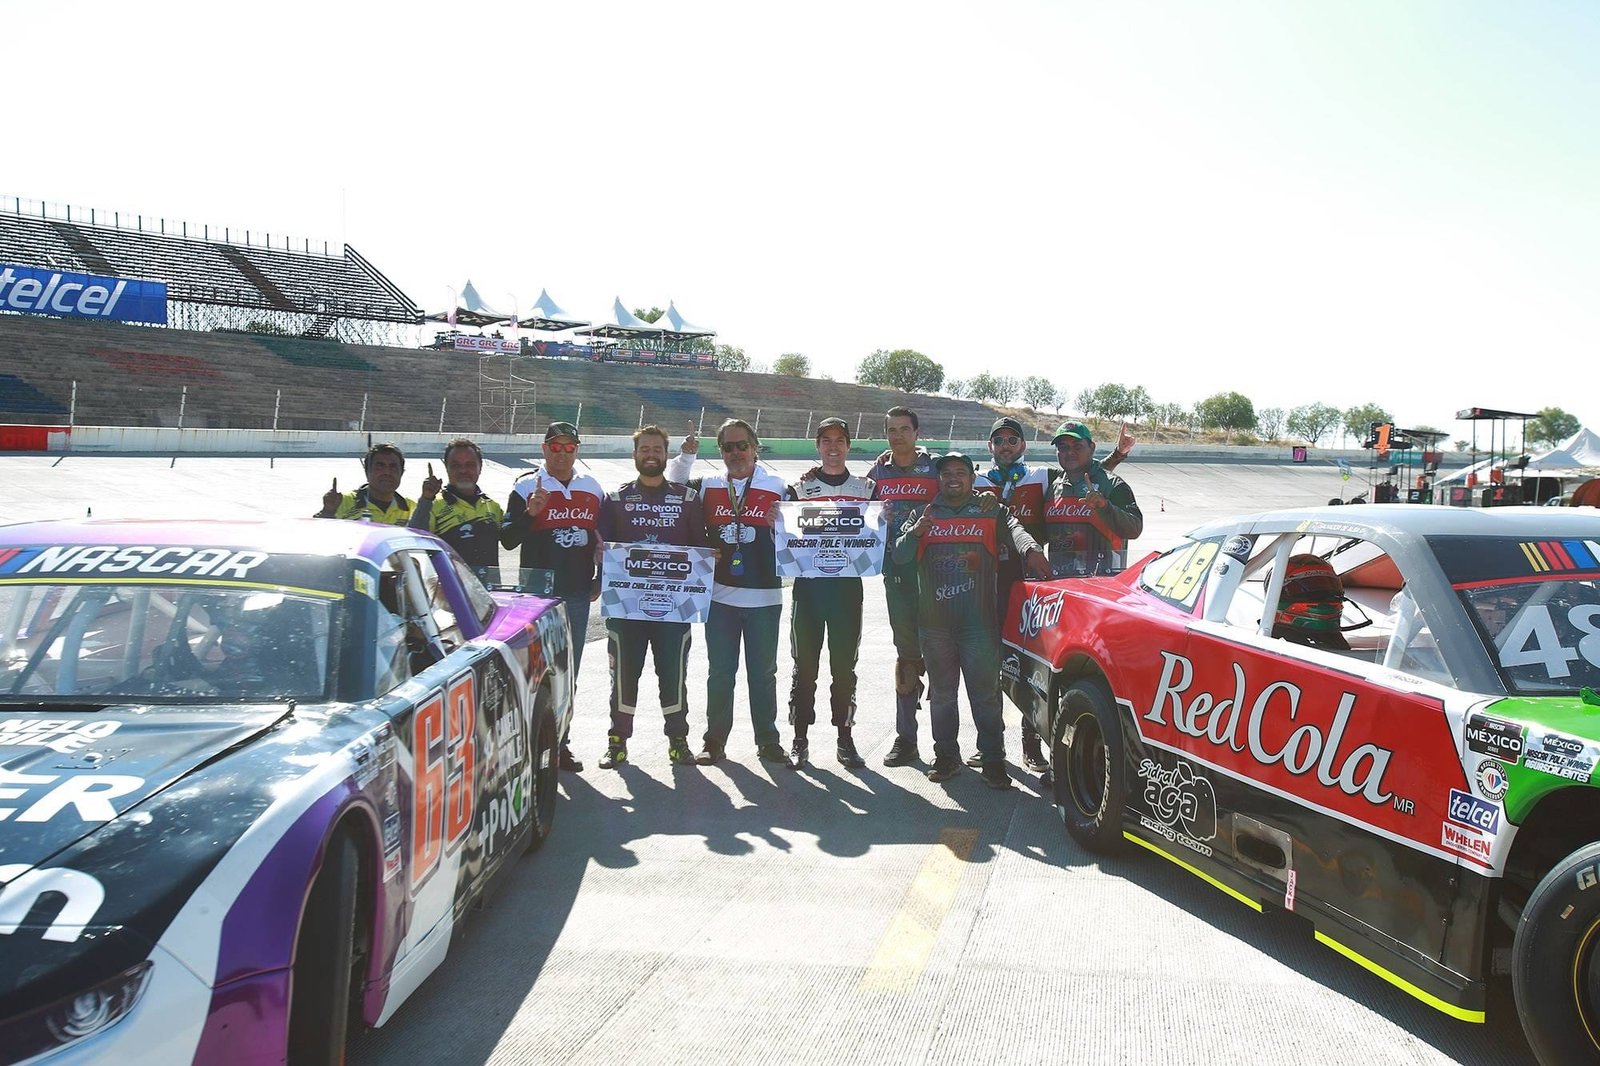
774;501;887;579
600;543;717;623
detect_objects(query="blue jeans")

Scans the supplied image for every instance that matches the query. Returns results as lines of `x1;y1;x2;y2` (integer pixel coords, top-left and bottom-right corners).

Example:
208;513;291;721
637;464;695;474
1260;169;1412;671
919;625;1004;765
704;600;782;749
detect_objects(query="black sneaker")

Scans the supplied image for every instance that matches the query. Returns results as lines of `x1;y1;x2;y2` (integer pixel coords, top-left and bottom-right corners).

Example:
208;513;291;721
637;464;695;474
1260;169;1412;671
559;743;584;773
757;743;795;768
668;736;695;765
926;757;962;782
1021;737;1050;775
883;737;919;767
981;762;1013;790
598;734;627;770
695;742;726;766
964;751;983;768
836;736;866;768
790;737;810;766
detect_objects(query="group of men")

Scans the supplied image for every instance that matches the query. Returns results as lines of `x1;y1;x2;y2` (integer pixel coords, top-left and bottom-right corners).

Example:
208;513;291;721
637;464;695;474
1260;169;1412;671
312;407;1141;788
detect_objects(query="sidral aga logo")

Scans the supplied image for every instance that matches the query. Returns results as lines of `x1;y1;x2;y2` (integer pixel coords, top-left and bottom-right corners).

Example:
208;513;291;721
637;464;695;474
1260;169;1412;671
1142;652;1395;805
1017;588;1064;638
797;506;866;536
1138;759;1218;856
625;548;692;582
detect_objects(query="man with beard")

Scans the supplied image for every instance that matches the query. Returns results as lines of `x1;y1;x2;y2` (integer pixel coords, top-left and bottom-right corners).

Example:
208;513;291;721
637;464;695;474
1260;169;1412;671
315;442;412;524
1043;420;1143;578
784;418;874;769
501;421;603;772
894;453;1049;788
595;426;705;768
408;438;504;570
974;418;1132;775
668;419;792;767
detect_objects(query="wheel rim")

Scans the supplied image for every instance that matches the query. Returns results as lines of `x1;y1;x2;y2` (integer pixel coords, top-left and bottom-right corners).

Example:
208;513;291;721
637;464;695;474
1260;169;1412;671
1573;917;1600;1052
1056;709;1107;819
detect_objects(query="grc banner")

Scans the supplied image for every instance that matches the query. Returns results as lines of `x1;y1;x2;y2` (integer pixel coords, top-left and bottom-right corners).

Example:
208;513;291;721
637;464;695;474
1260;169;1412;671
600;543;716;623
0;264;167;325
774;501;887;578
449;335;519;354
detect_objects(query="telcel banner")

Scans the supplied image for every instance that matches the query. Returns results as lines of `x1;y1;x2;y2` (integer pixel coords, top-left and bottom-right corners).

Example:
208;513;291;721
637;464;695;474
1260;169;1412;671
774;501;887;578
600;543;716;623
0;264;167;325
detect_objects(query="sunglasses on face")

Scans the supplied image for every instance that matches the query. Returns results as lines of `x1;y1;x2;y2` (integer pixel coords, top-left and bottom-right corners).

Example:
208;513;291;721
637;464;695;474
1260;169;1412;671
993;435;1022;446
720;440;752;452
545;441;578;454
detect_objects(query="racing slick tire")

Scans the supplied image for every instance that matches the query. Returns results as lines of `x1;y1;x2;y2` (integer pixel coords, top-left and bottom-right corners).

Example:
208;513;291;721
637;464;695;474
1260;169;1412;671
1052;676;1125;855
1514;840;1600;1065
525;694;559;854
287;830;361;1066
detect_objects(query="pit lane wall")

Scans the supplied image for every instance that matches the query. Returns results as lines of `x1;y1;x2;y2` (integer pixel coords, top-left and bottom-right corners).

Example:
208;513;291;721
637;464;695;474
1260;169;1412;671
3;424;1390;465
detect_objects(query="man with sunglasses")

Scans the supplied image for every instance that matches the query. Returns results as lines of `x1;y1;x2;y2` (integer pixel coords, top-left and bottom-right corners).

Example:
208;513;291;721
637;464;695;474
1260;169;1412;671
975;418;1134;774
669;419;793;767
501;421;603;772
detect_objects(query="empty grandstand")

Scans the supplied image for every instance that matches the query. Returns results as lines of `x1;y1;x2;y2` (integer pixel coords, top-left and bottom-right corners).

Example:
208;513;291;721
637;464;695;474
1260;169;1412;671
0;197;422;343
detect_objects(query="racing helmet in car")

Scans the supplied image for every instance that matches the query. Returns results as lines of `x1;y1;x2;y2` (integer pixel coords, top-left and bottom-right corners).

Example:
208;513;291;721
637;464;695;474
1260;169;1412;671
1272;554;1351;650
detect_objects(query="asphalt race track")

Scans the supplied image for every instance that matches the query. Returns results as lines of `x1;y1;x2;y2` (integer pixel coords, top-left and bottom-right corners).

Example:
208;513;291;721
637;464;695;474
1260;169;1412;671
0;455;1537;1064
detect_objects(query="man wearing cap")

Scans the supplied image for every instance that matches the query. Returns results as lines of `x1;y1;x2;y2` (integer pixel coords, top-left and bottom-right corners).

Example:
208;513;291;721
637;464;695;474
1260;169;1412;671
866;406;941;767
893;451;1049;788
501;421;604;772
668;418;793;767
783;417;875;768
975;417;1132;775
315;442;412;525
1044;420;1143;578
409;438;504;570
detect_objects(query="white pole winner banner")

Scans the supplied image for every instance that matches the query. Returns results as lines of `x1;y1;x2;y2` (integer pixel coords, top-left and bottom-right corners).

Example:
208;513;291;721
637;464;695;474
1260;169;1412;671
774;500;887;578
600;543;717;623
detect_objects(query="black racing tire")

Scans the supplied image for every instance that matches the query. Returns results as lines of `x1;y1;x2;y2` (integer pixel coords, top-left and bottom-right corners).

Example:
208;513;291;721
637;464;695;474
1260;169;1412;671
1514;840;1600;1066
1051;677;1126;854
525;696;559;854
287;831;360;1066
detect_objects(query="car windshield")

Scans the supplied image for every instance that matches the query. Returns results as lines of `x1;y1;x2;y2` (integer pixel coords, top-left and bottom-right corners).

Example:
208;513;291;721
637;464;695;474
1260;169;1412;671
0;582;339;703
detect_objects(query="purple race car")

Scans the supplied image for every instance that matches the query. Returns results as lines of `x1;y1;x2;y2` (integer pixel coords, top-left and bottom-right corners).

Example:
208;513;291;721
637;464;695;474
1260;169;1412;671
0;518;572;1065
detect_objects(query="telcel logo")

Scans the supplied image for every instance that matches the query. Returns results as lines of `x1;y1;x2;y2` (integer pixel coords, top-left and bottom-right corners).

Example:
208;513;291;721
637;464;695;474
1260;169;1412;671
0;264;166;324
1447;788;1500;833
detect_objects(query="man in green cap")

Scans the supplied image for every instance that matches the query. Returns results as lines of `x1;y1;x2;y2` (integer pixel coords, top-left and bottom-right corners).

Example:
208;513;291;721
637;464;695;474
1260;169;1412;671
1043;420;1143;577
893;451;1049;788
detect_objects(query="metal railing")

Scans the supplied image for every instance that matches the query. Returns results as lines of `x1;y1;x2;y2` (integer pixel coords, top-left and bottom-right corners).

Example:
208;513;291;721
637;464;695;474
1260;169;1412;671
2;195;339;258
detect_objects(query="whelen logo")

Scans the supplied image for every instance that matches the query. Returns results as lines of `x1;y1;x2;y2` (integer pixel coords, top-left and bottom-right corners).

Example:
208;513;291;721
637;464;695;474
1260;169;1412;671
0;263;167;325
625;548;692;582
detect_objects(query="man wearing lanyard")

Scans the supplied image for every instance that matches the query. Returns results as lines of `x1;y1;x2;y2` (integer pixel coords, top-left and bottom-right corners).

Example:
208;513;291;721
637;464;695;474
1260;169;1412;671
893;452;1049;787
501;421;604;772
669;419;792;767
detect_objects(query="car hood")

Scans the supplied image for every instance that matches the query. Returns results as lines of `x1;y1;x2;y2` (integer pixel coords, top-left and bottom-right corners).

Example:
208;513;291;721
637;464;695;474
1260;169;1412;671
0;704;292;871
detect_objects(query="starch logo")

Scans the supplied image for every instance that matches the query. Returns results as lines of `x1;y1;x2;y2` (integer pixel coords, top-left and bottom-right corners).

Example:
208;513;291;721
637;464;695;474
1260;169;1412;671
1017;588;1065;638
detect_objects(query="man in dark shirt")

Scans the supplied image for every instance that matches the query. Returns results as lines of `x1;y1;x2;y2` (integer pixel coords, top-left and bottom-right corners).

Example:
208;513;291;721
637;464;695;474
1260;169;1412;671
501;421;603;772
596;426;705;769
893;452;1049;788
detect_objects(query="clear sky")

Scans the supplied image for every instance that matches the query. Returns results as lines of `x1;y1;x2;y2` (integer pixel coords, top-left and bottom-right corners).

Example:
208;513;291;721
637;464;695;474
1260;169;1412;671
7;1;1597;443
